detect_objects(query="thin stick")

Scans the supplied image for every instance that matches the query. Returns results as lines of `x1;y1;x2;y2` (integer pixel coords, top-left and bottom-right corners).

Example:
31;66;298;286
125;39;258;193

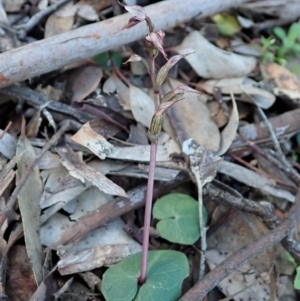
0;121;12;139
139;141;157;283
0;121;70;228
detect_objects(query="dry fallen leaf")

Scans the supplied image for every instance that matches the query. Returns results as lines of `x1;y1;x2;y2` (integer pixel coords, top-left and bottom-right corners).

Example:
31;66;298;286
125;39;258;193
166;78;220;152
129;85;155;128
44;2;76;38
56;144;127;197
171;31;256;79
206;250;278;301
64;65;103;103
261;62;300;100
198;77;276;109
216;93;239;156
71;121;114;159
103;73;131;110
218;161;295;202
16;132;43;285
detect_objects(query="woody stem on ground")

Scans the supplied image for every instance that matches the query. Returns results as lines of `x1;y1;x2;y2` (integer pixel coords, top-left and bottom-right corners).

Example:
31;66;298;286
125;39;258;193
139;50;160;284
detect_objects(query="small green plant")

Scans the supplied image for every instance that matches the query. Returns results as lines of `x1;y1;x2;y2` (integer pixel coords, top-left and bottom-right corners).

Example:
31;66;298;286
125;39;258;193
283;252;300;289
101;3;204;301
153;193;207;245
273;23;300;58
259;22;300;65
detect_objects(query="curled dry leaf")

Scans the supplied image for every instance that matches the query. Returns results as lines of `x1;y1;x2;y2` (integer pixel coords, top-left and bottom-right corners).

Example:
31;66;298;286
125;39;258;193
171;31;256;79
198;77;276;109
56;144;127;197
71;122;114;160
216;93;239;156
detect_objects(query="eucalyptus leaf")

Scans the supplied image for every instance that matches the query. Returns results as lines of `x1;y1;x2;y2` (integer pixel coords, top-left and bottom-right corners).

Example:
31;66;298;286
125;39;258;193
153;193;207;245
102;250;189;301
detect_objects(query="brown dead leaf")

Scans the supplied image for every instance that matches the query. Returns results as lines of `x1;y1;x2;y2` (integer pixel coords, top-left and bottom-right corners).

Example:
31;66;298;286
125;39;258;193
166;79;220;152
103;73;131;110
64;65;103;103
44;2;76;38
6;246;37;301
56;144;127;197
207;101;228;128
261;62;300;100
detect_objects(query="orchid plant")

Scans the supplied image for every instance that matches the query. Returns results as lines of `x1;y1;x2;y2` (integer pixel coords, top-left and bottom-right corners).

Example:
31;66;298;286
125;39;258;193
102;4;198;301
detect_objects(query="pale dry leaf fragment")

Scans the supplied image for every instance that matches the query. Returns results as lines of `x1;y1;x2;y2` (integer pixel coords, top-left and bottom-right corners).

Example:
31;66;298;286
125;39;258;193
44;2;76;38
0;129;17;159
58;244;130;275
171;31;256;79
206;250;278;301
63;186;111;221
71;122;114;160
107;138;180;162
65;65;103;103
103;74;131;110
129;85;155;128
56;144;127;197
166;78;220;152
216;93;239;156
218;161;295;202
76;4;99;21
16;133;43;285
198;77;275;109
40;164;89;209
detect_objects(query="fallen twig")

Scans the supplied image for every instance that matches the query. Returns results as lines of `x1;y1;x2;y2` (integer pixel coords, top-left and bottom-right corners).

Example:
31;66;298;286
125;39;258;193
0;0;249;88
179;186;300;301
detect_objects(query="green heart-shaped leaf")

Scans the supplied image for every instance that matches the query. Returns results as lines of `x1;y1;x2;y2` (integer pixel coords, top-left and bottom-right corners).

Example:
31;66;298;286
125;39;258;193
102;250;189;301
153;193;207;245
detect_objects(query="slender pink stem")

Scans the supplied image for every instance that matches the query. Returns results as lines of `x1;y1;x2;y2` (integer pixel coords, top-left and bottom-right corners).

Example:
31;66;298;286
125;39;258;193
138;141;157;284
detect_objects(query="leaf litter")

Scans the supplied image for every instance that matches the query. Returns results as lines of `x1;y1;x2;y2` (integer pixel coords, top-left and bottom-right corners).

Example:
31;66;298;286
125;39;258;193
0;1;300;300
